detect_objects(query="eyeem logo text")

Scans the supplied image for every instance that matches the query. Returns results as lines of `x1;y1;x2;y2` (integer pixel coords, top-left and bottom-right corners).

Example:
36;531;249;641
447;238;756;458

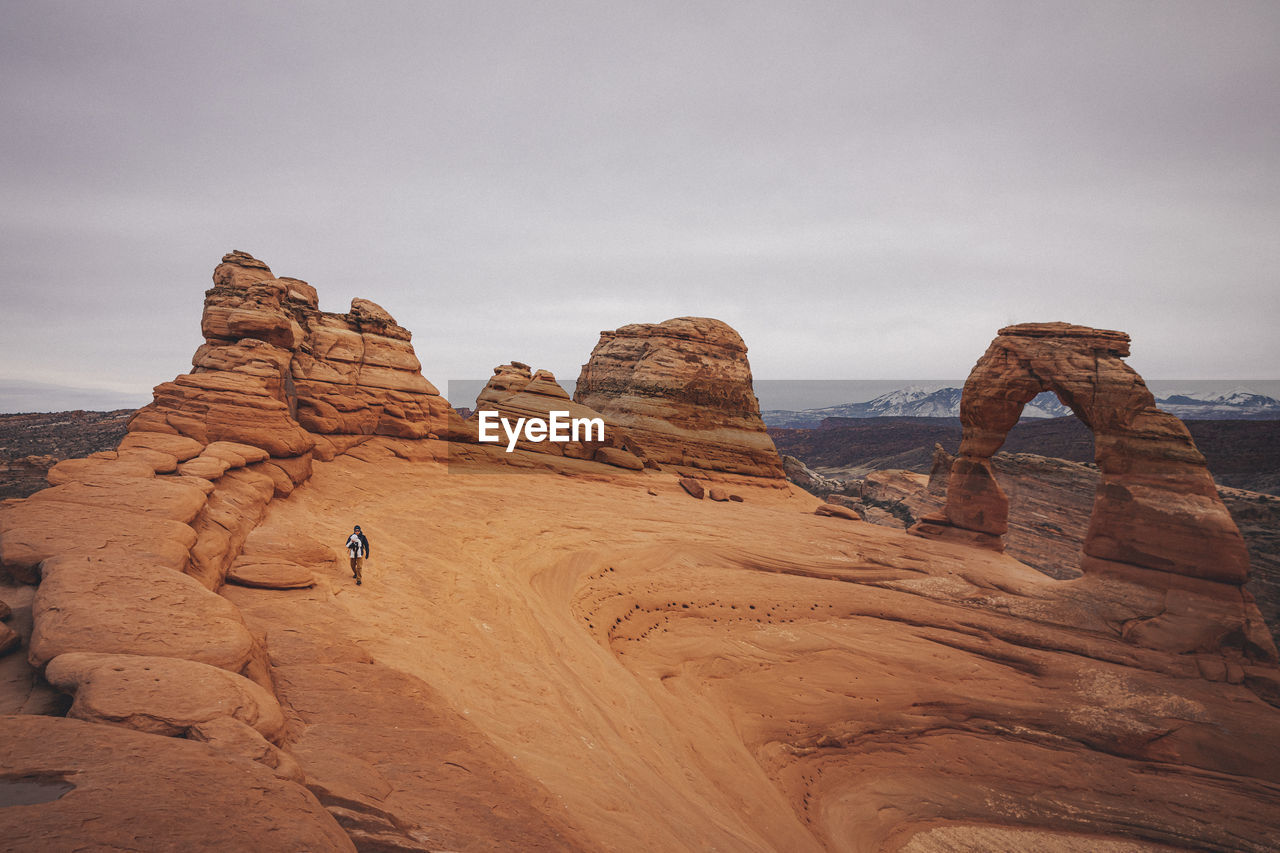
477;410;605;452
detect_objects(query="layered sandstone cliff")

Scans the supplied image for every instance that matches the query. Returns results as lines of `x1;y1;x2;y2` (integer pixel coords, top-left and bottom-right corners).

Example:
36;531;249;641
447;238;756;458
132;250;462;459
574;317;786;479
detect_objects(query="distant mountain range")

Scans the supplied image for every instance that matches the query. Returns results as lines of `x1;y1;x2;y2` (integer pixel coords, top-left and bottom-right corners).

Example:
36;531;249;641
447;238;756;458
762;385;1280;428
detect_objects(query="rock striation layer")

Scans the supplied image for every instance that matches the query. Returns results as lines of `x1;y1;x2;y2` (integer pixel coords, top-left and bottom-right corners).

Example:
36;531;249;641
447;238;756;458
913;322;1274;661
574;317;785;479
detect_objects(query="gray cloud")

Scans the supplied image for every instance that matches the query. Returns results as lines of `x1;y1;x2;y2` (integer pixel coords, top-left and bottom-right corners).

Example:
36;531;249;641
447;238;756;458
2;1;1278;411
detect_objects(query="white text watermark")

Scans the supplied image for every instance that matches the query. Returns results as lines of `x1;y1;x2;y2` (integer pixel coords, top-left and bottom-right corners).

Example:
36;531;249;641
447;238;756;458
476;410;606;452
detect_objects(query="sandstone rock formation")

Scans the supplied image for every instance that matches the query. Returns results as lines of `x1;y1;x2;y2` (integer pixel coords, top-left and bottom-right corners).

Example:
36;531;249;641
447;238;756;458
131;250;462;461
246;451;1280;851
4;265;1280;851
575;317;786;479
913;322;1275;661
0;252;479;825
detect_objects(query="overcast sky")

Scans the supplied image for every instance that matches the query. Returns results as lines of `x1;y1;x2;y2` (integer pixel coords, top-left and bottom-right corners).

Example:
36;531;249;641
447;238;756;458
2;1;1278;411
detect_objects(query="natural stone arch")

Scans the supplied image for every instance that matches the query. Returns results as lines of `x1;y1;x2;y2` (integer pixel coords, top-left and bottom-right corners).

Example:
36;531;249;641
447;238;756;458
923;322;1249;585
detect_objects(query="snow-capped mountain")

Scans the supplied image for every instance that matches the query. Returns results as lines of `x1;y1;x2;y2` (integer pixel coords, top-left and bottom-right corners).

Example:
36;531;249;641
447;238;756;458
762;386;1068;426
761;386;1279;428
1156;387;1280;419
762;387;957;427
812;386;964;419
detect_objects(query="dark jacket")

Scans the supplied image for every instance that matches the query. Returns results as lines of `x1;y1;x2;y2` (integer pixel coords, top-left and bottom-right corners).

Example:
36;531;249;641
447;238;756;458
346;532;370;558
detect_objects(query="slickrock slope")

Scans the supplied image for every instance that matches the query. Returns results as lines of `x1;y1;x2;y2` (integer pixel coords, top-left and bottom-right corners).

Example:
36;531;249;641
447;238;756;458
3;269;1280;852
574;317;787;479
202;453;1280;851
0;715;352;851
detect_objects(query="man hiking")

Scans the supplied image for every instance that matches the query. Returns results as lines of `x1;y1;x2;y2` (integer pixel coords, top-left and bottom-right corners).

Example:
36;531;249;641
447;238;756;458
345;525;370;585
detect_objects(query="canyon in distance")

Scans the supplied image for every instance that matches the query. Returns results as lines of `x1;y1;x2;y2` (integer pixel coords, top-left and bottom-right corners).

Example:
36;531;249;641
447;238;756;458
1;251;1279;852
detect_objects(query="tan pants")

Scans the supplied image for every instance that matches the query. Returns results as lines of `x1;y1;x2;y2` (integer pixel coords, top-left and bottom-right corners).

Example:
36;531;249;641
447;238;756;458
349;555;364;580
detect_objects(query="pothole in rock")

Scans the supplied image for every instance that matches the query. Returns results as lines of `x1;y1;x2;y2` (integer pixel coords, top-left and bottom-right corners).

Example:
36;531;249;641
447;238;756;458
0;774;76;807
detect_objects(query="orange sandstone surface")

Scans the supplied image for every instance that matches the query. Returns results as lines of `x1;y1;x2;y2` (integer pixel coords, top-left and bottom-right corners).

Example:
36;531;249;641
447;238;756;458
1;254;1278;852
223;451;1280;851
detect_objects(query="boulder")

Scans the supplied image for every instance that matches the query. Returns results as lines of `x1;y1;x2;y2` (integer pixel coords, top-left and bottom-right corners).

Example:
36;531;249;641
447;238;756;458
239;527;339;573
594;446;645;470
228;559;317;590
679;478;705;499
815;504;860;521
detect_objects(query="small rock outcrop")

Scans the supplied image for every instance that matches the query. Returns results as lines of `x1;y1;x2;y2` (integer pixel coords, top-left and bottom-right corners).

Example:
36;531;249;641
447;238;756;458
913;322;1274;660
574;317;786;479
781;454;843;496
